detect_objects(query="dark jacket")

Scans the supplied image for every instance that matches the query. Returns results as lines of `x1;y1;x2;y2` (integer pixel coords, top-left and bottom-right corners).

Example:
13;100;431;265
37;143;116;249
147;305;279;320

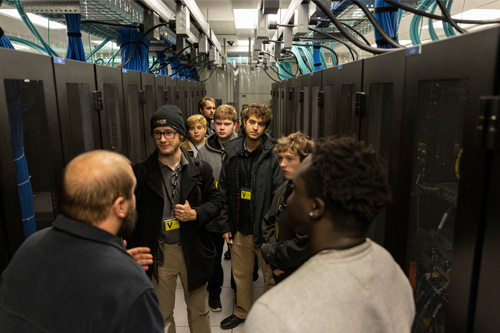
0;215;163;332
218;134;284;247
129;147;223;292
261;180;310;282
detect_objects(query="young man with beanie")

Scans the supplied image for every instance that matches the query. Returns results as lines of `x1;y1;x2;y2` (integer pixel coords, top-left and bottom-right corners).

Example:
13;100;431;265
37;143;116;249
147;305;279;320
197;104;238;312
218;103;285;330
245;136;415;332
127;105;223;333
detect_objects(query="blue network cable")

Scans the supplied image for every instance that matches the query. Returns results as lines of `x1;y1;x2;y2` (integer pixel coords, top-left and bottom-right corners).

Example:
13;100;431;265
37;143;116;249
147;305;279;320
5;80;37;238
118;28;150;72
65;14;85;61
0;27;15;49
374;0;400;48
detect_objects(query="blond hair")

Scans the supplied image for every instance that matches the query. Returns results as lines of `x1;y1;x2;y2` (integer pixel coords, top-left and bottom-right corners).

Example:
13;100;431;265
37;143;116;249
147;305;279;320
214;104;237;123
186;114;207;129
275;131;315;161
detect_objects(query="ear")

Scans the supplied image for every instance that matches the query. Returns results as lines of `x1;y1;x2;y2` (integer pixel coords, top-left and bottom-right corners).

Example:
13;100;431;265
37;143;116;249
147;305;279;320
309;197;325;220
112;196;127;219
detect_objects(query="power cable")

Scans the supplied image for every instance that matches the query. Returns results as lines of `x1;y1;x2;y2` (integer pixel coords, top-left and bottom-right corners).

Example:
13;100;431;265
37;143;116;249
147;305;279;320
308;27;358;61
435;0;467;33
257;65;280;83
199;66;218;82
383;0;500;24
310;0;394;54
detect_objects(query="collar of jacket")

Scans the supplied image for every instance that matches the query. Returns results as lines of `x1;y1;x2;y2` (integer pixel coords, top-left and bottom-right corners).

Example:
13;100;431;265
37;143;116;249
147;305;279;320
224;133;274;160
53;214;126;252
143;146;202;200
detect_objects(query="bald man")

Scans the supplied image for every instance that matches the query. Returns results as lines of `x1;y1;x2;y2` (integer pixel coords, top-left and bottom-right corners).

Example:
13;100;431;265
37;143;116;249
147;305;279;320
0;150;163;332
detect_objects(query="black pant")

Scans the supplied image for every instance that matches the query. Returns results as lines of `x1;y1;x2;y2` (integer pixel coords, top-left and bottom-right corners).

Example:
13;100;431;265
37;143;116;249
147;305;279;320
207;231;224;297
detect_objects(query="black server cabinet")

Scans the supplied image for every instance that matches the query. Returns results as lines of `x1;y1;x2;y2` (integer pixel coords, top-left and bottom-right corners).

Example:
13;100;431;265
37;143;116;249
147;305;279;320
165;76;176;107
292;76;303;133
309;71;322;141
398;27;500;332
186;80;196;117
177;78;188;117
270;82;278;136
285;78;296;135
333;61;363;139
142;72;157;157
122;69;146;164
155;74;168;110
277;80;286;137
301;72;322;139
95;66;128;157
362;49;406;248
321;66;337;137
53;59;101;164
0;49;65;244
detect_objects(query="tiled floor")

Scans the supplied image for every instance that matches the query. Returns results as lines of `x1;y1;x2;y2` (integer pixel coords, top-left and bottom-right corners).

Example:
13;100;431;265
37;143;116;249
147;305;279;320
171;243;265;332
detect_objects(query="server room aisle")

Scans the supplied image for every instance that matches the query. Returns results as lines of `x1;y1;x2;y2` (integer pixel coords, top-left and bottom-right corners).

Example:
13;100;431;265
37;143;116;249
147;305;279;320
171;243;265;332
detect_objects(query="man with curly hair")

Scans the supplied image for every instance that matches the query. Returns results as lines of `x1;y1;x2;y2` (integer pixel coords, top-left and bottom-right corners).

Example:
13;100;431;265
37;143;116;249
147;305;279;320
218;103;284;330
245;136;415;332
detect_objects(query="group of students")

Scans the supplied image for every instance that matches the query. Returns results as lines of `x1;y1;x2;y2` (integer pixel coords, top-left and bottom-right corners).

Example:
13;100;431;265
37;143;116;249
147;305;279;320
0;97;416;332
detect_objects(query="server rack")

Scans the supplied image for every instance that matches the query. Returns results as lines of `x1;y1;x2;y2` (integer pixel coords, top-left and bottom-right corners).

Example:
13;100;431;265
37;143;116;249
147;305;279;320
362;49;406;249
270;82;278;136
154;74;168;110
301;72;321;139
53;58;101;164
95;65;128;157
122;69;147;164
285;78;297;136
142;72;157;157
292;76;303;133
0;49;65;243
398;27;500;332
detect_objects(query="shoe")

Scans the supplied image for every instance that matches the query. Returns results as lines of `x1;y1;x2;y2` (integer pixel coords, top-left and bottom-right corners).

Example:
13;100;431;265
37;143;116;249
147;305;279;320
209;295;222;312
224;250;231;260
220;314;245;330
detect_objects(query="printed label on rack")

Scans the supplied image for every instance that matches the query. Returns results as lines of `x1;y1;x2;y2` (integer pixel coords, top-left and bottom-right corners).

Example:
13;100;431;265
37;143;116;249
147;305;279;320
54;57;65;65
406;46;422;56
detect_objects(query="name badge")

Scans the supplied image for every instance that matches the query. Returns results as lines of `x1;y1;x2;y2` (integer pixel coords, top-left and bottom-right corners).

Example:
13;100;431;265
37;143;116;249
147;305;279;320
241;188;252;200
164;218;180;231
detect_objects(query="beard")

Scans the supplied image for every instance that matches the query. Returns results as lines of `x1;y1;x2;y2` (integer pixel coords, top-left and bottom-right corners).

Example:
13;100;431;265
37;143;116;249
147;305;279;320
117;204;138;238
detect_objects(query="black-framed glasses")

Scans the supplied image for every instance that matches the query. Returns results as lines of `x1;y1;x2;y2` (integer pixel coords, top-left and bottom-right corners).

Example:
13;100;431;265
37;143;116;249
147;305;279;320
152;130;177;140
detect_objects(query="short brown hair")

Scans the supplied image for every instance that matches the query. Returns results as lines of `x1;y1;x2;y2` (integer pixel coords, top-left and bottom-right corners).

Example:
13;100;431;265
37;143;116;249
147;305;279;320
214;104;237;123
275;132;314;161
186;114;207;129
242;103;272;128
60;150;134;225
198;97;216;111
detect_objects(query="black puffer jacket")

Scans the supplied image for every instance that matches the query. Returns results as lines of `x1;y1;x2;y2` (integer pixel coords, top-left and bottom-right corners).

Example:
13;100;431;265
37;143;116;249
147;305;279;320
218;134;284;247
128;147;223;292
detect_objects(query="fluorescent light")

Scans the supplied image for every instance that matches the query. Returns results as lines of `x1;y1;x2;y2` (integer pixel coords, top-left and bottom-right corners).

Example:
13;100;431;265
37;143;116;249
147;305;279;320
10;43;31;51
91;40;119;49
422;9;500;30
234;9;257;29
237;40;249;46
0;9;67;29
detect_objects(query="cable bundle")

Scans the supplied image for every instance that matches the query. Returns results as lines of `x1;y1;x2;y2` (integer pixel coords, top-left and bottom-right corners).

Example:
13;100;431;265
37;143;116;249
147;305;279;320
65;14;85;61
5;80;37;238
0;26;14;49
374;0;400;48
118;28;150;72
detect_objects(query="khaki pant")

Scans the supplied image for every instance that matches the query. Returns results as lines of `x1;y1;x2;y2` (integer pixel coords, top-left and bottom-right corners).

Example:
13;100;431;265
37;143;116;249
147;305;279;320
231;232;275;319
153;242;211;333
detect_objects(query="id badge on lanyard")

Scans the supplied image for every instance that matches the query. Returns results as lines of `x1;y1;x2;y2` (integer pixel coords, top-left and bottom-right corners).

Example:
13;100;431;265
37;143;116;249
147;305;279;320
164;217;180;231
240;187;252;200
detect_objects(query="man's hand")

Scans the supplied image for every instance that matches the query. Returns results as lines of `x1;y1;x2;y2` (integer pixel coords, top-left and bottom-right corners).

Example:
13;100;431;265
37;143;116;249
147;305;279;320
175;200;197;221
123;240;153;271
273;268;285;277
223;232;233;244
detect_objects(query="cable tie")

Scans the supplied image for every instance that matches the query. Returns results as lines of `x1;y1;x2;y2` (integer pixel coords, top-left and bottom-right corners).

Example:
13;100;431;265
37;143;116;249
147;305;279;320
17;177;31;186
67;32;82;37
14;152;25;161
22;215;35;222
374;7;398;13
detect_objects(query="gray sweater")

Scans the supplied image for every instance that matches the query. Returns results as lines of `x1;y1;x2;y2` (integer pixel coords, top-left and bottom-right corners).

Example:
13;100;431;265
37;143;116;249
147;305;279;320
197;132;237;231
245;239;415;332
